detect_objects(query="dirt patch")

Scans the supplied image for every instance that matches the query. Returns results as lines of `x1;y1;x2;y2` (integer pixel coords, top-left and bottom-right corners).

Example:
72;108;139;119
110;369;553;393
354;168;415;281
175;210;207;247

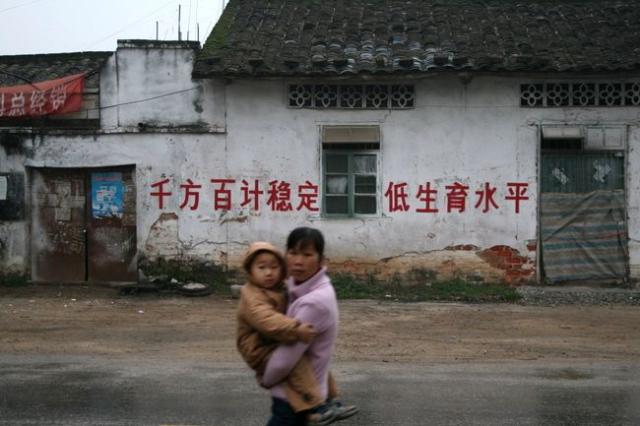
1;284;639;363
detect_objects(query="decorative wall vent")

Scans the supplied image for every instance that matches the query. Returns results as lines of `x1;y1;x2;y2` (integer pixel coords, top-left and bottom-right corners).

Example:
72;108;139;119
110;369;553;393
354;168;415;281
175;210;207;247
289;84;415;109
521;82;640;107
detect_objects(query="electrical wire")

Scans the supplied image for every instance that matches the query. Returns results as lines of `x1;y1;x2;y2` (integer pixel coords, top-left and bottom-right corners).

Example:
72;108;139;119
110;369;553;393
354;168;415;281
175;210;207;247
0;0;48;14
1;68;200;116
1;69;524;112
0;70;38;89
82;0;180;50
90;87;199;111
202;0;225;42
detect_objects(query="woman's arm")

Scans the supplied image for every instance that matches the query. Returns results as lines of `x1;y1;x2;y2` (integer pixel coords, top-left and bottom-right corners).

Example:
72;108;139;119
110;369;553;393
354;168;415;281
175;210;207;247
261;301;327;387
261;340;309;387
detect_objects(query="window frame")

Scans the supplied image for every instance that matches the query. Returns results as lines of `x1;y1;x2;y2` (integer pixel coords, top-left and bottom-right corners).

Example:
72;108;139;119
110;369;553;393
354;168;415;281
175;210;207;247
322;148;380;218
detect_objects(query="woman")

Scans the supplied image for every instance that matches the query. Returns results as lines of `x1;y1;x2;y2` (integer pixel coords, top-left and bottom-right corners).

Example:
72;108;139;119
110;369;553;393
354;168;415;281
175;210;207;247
262;227;357;425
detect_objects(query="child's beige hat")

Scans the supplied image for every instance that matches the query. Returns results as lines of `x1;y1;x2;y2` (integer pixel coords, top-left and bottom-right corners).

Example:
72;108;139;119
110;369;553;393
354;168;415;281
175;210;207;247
243;241;287;281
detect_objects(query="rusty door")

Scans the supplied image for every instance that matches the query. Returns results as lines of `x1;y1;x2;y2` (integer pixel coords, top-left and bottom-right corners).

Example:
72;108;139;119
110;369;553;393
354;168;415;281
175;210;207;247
31;166;137;283
31;169;87;282
86;167;137;282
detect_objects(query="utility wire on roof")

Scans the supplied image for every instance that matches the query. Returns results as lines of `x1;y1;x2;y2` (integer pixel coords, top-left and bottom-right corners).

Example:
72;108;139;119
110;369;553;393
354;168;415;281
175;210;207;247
0;0;48;14
0;85;200;122
95;87;199;111
82;0;180;50
0;69;98;90
0;70;36;88
72;87;200;113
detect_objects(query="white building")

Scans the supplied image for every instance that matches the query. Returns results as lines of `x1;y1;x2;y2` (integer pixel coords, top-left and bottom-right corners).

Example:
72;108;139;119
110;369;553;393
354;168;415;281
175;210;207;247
1;0;639;287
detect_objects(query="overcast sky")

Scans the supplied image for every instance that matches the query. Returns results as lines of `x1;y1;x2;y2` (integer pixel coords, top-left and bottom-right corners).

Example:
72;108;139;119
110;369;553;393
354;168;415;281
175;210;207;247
1;0;226;56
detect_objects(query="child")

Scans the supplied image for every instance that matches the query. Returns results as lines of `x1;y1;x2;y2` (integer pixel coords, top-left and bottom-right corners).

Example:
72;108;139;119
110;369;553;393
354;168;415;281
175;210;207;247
236;241;342;425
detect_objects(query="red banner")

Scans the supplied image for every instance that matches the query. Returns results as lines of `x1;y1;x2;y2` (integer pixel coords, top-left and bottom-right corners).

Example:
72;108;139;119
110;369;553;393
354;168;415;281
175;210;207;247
0;73;85;118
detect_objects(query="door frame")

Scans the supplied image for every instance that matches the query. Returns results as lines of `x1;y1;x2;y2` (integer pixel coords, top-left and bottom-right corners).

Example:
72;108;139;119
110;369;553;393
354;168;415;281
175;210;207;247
28;165;138;284
537;123;630;285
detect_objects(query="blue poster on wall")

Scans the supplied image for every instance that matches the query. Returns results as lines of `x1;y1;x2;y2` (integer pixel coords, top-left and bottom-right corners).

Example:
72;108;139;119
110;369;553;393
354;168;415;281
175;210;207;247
91;172;124;219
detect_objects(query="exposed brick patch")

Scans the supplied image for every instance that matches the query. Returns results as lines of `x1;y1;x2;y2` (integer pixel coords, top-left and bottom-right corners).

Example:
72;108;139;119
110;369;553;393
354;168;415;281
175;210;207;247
439;259;458;276
478;245;536;285
341;259;360;274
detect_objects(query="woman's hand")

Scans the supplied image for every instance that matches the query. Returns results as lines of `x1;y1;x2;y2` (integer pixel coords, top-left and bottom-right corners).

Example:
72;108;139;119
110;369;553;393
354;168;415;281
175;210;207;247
295;322;317;343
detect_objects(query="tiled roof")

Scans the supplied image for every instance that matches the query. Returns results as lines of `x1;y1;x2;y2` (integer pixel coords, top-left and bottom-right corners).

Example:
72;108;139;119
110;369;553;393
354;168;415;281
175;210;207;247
0;52;112;89
193;0;640;78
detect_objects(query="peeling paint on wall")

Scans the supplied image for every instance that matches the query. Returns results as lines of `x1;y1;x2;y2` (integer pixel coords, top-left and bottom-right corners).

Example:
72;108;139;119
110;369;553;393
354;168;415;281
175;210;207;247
326;250;504;284
317;244;536;285
220;214;248;225
145;212;180;259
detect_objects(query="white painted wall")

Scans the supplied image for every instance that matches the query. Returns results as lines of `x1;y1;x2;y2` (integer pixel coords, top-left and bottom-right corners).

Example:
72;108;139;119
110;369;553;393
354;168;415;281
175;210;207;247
220;76;640;282
0;136;29;273
100;40;225;132
217;77;537;279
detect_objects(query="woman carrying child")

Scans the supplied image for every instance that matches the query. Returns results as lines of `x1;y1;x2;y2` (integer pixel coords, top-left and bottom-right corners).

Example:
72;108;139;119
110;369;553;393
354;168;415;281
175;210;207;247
237;228;358;426
236;232;357;426
261;227;357;425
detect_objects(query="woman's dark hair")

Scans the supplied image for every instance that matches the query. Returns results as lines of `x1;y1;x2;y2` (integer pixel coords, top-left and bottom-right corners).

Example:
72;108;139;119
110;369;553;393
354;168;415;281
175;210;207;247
286;227;325;258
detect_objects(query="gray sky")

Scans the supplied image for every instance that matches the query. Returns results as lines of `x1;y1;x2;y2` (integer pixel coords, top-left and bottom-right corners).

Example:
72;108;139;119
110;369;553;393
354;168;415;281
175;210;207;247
1;0;225;56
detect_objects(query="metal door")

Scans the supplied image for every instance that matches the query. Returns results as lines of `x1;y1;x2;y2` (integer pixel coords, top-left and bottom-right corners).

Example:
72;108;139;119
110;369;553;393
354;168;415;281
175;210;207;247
540;153;627;283
30;166;137;283
31;169;87;282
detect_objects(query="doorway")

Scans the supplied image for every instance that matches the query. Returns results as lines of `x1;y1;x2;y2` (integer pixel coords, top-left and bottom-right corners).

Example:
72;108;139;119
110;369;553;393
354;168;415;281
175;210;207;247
30;166;137;283
539;126;628;284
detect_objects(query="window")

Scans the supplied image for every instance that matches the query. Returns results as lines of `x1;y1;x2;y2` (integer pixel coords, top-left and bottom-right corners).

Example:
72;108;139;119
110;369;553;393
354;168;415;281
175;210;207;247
521;81;640;107
322;126;380;216
540;126;583;151
540;125;625;193
290;84;415;109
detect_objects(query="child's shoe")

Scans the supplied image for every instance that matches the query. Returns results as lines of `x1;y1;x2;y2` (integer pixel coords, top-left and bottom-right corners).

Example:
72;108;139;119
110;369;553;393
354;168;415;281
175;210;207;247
306;402;338;426
327;398;359;421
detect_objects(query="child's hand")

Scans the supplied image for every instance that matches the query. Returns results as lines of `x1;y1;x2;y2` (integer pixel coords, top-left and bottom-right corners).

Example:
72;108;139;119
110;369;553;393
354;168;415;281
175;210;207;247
296;322;317;343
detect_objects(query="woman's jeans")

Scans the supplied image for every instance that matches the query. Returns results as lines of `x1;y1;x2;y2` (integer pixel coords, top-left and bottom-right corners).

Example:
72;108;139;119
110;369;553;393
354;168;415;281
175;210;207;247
266;397;306;426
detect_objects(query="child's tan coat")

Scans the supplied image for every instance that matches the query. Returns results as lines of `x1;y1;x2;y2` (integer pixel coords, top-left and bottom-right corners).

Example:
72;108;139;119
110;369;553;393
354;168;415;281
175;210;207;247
236;255;325;411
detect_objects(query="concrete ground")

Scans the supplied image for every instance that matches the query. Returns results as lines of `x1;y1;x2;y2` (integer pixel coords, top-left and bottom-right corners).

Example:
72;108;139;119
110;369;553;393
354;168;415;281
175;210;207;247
1;356;638;425
0;284;639;425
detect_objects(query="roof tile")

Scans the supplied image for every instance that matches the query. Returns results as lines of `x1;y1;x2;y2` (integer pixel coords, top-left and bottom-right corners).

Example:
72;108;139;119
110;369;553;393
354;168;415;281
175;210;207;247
0;52;112;88
194;0;640;78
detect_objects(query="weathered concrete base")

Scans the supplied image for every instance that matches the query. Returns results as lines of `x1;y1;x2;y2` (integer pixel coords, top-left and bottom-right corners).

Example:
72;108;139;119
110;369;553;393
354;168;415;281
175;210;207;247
327;245;536;285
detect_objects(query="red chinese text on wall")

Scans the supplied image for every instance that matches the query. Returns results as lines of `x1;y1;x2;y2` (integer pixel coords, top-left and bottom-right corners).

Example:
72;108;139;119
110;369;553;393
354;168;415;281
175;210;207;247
150;178;530;214
0;73;85;118
151;178;320;212
385;181;530;214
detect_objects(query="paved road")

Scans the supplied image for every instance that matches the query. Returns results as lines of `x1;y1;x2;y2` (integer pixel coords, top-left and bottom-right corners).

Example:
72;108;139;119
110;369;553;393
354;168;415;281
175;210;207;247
1;356;639;425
